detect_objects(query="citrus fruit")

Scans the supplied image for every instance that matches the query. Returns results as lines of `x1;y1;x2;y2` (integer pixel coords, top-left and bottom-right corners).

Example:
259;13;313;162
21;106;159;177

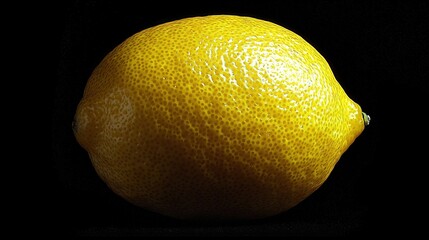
73;15;369;220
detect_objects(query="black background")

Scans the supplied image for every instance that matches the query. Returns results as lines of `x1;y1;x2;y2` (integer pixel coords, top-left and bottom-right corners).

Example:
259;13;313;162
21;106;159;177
51;0;428;237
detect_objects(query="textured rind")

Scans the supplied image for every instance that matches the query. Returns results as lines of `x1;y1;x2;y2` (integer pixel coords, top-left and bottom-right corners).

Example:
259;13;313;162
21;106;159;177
74;15;364;219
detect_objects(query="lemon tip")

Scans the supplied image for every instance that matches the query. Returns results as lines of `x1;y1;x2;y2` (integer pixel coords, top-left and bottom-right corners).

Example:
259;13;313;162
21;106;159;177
362;112;370;126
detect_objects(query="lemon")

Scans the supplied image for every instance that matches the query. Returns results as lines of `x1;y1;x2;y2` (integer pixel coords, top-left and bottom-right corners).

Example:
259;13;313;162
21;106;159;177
73;15;369;220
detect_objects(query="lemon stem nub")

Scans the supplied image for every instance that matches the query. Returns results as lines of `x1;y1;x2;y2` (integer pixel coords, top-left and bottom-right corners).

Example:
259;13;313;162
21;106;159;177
362;112;370;126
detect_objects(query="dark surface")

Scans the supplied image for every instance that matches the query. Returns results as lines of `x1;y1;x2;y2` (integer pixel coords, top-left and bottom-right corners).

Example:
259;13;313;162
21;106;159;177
51;0;428;237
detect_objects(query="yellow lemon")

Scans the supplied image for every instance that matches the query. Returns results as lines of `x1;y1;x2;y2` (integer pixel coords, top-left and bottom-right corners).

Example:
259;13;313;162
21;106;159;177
73;15;369;220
